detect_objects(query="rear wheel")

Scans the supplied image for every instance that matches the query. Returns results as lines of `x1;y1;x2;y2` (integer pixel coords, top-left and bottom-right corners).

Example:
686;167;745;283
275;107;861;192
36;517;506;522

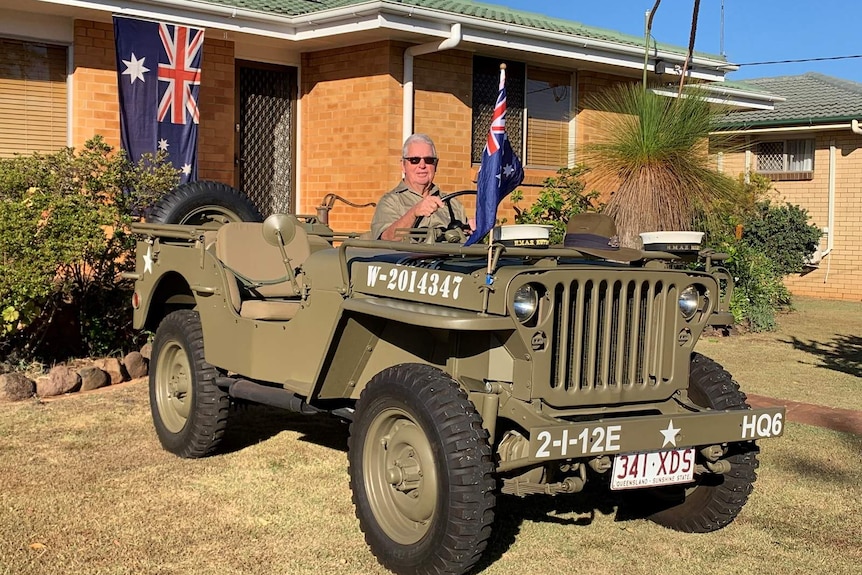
639;352;759;532
148;180;262;226
348;364;496;575
149;310;229;458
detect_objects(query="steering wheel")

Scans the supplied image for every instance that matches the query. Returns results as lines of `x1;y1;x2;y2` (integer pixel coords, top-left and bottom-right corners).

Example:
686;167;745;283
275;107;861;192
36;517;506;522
411;190;477;243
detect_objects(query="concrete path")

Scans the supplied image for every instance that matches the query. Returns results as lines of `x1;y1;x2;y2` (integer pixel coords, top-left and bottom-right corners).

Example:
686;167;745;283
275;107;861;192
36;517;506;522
748;394;862;437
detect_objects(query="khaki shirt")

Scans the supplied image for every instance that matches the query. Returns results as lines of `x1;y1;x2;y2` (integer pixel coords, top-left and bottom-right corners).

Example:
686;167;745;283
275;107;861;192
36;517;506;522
370;181;467;240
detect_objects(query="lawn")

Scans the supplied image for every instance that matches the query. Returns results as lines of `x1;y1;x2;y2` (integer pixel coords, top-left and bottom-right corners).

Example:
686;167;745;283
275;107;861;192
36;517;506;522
696;297;862;410
1;296;860;575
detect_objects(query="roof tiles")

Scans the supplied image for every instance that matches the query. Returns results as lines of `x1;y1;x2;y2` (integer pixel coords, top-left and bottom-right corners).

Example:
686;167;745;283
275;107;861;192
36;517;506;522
200;0;722;59
721;72;862;127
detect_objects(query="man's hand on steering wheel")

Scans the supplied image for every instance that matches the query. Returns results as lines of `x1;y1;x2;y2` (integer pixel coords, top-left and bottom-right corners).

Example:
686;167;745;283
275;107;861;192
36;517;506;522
408;190;477;244
411;195;445;218
411;190;476;232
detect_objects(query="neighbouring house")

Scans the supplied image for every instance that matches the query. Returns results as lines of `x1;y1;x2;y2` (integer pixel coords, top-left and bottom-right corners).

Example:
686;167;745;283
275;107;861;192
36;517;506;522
716;73;862;301
2;0;776;233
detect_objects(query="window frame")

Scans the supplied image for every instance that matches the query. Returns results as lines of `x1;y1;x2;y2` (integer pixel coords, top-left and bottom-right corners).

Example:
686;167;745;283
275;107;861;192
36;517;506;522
0;37;71;158
470;56;575;169
754;137;815;181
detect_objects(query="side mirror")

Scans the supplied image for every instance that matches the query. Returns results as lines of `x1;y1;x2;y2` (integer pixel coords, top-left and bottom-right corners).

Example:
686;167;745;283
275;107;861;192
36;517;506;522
263;213;298;247
262;213;301;294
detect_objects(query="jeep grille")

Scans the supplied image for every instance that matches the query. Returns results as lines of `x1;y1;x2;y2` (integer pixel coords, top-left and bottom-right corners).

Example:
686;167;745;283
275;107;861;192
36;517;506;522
549;278;675;396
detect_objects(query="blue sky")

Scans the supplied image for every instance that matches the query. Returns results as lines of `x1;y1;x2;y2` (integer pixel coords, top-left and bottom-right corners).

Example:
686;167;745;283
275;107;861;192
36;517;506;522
493;0;862;82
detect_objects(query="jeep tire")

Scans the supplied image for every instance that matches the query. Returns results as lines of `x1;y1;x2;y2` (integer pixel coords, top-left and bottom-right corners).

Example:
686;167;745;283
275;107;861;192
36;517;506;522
149;310;229;458
348;364;496;575
639;352;759;532
148;180;263;226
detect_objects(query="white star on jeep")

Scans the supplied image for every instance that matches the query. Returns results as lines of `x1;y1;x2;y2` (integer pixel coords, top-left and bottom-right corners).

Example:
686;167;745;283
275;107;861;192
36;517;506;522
143;245;154;274
122;53;150;84
660;420;680;447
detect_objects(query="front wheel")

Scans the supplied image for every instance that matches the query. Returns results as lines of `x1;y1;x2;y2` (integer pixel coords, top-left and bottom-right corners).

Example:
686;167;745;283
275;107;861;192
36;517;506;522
639;352;759;532
149;310;229;458
348;364;496;575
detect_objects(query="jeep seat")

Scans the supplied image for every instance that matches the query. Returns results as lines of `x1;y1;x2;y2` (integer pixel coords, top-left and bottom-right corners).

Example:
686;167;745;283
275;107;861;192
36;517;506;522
214;221;311;320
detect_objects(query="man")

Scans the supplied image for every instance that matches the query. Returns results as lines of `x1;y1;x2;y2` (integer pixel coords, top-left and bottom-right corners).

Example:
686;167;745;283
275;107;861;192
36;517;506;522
371;134;470;241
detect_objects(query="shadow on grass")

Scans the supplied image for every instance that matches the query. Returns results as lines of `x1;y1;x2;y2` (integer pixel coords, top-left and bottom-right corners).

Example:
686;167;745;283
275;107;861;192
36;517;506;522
768;448;862;489
781;333;862;378
217;402;349;455
475;484;632;572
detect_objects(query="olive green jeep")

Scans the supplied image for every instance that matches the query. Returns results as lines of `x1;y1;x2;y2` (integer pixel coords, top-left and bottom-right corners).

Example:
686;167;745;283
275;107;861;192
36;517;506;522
127;182;785;575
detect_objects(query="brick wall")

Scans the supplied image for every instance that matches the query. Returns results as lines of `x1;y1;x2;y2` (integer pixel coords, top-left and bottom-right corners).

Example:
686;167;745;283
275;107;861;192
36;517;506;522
71;19;234;184
72;20;120;148
196;38;235;185
777;132;862;301
722;131;862;301
300;41;403;231
300;44;634;231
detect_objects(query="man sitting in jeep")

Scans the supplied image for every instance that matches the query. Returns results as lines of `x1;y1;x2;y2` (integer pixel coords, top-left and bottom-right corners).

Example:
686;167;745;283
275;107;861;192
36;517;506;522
371;134;473;241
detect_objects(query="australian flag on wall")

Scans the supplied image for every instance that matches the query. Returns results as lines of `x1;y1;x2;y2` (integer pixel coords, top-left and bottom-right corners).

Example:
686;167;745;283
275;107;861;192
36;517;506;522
113;15;204;183
464;65;524;246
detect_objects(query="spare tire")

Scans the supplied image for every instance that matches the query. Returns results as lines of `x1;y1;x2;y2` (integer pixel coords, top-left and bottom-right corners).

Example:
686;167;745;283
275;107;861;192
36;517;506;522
148;181;263;226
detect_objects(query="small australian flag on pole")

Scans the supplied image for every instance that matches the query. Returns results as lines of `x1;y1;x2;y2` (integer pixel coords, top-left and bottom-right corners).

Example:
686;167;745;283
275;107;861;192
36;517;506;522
113;15;204;183
464;64;524;246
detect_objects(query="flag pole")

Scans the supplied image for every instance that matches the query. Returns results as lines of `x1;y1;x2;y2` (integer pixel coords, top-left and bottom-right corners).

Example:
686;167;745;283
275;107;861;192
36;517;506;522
479;62;508;314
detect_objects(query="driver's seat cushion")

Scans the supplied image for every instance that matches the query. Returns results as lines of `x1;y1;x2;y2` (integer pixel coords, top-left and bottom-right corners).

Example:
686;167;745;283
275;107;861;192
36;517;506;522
214;221;310;320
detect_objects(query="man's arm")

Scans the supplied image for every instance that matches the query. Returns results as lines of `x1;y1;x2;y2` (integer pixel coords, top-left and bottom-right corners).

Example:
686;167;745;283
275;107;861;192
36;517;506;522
372;194;445;241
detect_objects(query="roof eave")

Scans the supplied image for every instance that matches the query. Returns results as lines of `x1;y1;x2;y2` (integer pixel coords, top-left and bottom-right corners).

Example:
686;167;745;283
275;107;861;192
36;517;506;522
40;0;733;80
650;85;780;111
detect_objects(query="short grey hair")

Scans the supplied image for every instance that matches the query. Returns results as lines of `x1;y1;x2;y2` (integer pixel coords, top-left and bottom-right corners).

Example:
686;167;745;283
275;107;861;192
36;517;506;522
402;133;437;158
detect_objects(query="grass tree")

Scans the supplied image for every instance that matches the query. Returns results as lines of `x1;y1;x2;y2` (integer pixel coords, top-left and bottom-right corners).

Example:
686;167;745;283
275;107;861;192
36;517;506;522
581;82;739;247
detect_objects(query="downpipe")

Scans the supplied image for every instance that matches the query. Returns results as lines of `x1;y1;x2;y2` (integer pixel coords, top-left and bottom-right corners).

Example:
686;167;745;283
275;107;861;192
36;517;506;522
216;377;319;415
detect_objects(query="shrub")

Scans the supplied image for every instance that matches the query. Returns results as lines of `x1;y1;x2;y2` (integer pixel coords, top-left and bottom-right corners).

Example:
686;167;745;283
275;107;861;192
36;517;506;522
0;136;178;362
740;200;822;276
510;166;601;244
696;175;818;331
718;241;791;332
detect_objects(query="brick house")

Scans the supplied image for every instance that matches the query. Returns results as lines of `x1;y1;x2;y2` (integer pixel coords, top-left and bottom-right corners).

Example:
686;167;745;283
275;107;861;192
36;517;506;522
716;73;862;301
2;0;773;233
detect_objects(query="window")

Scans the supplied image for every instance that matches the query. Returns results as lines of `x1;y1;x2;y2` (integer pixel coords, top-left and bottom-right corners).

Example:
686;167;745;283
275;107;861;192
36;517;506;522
755;139;814;180
0;38;68;158
525;67;572;167
472;57;524;163
471;57;573;168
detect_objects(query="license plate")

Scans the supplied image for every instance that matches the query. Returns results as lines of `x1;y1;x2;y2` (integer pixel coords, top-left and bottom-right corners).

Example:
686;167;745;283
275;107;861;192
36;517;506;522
610;448;696;491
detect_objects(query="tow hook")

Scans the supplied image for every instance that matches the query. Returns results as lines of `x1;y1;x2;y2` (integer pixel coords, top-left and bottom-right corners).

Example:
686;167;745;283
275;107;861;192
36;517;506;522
703;459;732;474
697;444;730;474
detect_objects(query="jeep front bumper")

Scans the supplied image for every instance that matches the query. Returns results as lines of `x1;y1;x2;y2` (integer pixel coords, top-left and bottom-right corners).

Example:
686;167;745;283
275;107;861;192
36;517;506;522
498;407;785;472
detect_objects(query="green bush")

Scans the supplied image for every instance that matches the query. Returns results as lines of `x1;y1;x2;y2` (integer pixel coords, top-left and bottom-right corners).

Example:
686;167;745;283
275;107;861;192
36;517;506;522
718;241;791;332
510;166;601;244
740;200;822;275
696;174;819;331
0;136;178;362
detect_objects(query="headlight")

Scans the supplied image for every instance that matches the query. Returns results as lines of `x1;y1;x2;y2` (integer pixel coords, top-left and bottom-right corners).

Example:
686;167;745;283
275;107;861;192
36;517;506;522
678;285;700;320
513;284;539;323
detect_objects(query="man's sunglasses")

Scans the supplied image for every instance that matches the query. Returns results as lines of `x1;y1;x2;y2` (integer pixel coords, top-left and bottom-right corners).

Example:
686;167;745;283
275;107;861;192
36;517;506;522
403;156;438;165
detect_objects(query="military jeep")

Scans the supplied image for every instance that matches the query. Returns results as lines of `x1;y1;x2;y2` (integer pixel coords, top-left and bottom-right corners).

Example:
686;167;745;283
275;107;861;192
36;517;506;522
127;182;785;575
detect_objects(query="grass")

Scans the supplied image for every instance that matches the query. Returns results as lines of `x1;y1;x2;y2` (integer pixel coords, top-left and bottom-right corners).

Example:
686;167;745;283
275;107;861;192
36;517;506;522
696;296;862;410
1;296;860;575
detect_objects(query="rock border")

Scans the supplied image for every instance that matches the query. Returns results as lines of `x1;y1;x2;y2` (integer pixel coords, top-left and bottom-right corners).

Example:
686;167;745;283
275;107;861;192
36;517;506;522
0;343;151;403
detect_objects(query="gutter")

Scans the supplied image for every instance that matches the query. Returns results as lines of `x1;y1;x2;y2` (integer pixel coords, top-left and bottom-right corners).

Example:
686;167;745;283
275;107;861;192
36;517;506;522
402;23;462;143
712;122;861;135
718;114;862;131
